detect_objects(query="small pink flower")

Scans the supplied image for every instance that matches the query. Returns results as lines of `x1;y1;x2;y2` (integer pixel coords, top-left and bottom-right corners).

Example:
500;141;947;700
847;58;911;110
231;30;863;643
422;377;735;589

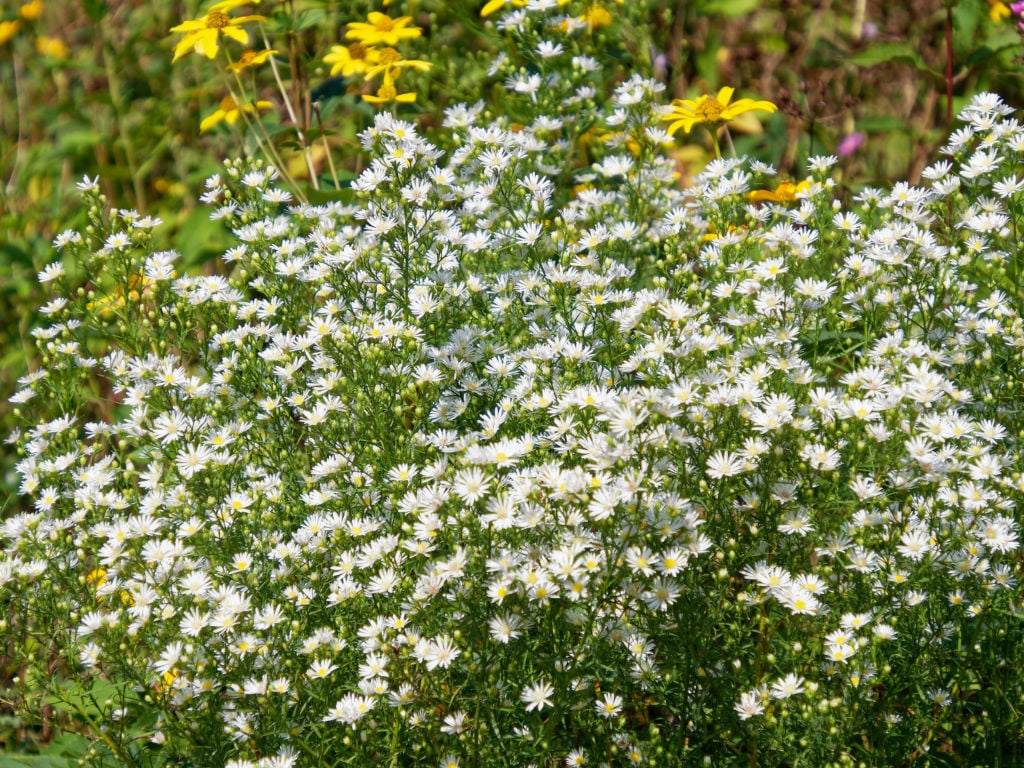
837;132;865;157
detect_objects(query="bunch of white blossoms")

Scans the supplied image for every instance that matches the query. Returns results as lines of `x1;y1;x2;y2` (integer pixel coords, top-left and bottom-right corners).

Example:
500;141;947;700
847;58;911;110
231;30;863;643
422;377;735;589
4;45;1024;766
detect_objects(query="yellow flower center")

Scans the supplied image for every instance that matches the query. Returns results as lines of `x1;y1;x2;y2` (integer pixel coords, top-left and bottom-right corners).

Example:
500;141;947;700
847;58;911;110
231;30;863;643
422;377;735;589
206;10;231;29
694;96;726;122
377;80;397;100
349;42;369;60
377;47;403;65
239;50;258;64
374;16;396;31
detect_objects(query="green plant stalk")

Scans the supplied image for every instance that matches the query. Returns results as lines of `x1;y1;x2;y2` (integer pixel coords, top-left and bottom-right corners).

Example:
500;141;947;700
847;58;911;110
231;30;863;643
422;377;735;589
260;27;319;190
101;42;147;211
313;102;342;190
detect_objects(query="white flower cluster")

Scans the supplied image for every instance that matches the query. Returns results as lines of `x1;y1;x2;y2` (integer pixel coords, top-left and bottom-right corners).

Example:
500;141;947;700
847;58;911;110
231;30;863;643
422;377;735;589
4;29;1024;764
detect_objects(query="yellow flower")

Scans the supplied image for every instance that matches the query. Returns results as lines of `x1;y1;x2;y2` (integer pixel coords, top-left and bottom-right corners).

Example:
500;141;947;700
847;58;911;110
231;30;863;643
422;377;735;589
480;0;529;17
0;20;20;44
362;70;417;105
364;46;432;79
19;1;43;20
154;669;178;699
86;269;149;317
35;35;67;58
200;94;272;132
989;0;1012;21
225;47;276;72
170;0;267;63
746;179;811;204
323;42;380;77
581;4;612;30
86;567;107;589
662;87;777;136
345;12;421;47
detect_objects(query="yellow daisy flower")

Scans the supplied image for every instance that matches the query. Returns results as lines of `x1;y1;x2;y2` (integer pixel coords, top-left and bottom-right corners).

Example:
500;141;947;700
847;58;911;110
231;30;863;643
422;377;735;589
170;0;267;63
0;20;20;44
581;4;613;30
989;0;1012;21
200;95;273;132
36;35;67;58
363;46;432;79
362;70;417;105
19;1;43;21
662;87;777;136
323;42;381;77
746;179;812;204
226;48;277;72
345;12;421;47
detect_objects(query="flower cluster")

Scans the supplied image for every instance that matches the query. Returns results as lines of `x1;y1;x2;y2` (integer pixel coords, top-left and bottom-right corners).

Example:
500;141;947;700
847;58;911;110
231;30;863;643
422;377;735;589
6;4;1024;766
323;12;431;106
0;1;68;57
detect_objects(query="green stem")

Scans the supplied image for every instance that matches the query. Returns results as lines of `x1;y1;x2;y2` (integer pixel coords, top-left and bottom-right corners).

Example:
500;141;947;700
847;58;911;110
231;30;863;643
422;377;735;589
709;127;722;159
101;41;146;210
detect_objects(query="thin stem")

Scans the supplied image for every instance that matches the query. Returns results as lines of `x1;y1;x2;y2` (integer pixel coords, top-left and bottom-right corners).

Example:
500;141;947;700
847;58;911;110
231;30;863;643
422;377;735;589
220;55;307;202
313;102;342;190
261;27;319;189
101;40;147;210
709;127;722;159
5;47;27;198
723;126;737;159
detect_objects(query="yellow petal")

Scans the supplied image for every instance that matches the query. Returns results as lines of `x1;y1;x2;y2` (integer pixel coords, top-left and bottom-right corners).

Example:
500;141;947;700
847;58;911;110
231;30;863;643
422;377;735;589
222;26;249;46
200;111;225;132
169;19;206;33
715;86;735;106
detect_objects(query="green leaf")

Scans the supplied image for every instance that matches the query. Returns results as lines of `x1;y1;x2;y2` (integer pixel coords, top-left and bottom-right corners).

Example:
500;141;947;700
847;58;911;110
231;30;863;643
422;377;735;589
56;130;107;155
847;42;928;70
952;0;983;58
294;8;327;31
307;187;355;205
698;0;760;17
79;0;108;22
0;755;73;768
965;30;1021;68
172;208;233;269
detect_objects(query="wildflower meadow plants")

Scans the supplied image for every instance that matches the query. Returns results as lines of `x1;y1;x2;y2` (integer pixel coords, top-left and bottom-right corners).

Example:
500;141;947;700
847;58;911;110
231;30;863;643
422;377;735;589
4;4;1024;768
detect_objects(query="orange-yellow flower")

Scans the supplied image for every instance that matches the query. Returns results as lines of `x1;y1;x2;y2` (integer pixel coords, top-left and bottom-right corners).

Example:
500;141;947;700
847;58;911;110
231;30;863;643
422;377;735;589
170;0;266;62
0;20;20;44
323;42;381;77
200;95;272;132
19;1;43;20
226;47;277;72
662;87;777;136
362;70;417;105
36;35;67;58
345;12;421;47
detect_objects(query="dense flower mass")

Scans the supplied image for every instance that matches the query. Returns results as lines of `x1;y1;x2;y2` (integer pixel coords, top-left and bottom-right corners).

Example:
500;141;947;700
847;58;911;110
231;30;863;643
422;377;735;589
5;2;1024;766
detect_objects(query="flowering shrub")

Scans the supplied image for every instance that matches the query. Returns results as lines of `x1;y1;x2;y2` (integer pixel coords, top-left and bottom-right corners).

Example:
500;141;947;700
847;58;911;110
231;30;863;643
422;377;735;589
5;4;1024;768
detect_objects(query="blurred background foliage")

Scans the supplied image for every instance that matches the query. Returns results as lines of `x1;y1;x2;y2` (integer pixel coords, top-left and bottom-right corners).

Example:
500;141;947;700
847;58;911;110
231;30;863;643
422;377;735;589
1;0;1023;754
